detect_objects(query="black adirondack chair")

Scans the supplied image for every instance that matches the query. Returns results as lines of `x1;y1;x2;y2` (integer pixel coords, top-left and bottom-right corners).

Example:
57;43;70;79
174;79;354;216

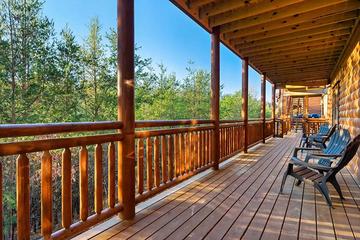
280;134;360;207
298;129;351;165
299;123;329;148
307;124;337;149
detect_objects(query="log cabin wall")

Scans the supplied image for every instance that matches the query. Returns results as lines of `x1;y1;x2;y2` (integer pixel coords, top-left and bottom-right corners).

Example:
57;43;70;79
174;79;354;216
308;96;322;115
332;42;360;179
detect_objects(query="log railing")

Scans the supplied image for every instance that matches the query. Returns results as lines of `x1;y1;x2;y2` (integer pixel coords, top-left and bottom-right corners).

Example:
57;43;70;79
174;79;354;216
0;119;275;239
0;122;123;240
274;118;291;138
303;118;329;135
134;120;215;203
219;121;244;161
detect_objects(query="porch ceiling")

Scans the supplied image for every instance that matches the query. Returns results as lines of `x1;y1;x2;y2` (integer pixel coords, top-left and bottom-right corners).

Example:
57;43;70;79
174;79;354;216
171;0;360;87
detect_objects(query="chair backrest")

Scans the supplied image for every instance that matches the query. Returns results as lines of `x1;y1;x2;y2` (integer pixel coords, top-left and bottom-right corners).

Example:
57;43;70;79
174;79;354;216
322;124;337;143
324;129;351;155
323;130;340;154
318;124;330;135
331;134;360;175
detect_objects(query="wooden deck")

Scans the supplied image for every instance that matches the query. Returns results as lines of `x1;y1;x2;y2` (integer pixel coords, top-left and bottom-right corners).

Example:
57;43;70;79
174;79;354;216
80;133;360;240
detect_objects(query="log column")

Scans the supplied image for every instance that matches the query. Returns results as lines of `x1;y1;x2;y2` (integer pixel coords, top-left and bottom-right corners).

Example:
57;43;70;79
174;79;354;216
272;84;276;137
117;0;135;219
242;58;249;153
211;26;220;170
261;74;266;143
304;95;309;116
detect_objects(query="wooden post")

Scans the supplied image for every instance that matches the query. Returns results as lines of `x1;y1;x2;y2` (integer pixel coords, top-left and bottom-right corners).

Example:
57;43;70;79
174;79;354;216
211;26;220;170
304;95;309;116
117;0;135;219
242;58;249;153
272;84;276;137
261;74;266;143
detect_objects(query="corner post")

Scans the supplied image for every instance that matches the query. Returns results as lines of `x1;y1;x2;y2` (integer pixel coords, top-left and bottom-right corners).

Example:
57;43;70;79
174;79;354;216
272;84;276;137
261;74;266;143
242;58;249;153
117;0;135;219
211;26;220;170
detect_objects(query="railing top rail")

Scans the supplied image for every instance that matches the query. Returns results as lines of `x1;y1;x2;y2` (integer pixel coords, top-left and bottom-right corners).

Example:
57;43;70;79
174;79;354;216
0;121;123;138
220;120;244;123
0;133;123;156
135;119;214;128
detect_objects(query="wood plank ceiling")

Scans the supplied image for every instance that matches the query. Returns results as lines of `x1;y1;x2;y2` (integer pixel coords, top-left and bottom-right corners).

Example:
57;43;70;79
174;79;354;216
171;0;360;87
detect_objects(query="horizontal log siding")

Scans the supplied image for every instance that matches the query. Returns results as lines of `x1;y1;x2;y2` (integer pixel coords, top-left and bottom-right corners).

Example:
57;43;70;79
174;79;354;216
333;42;360;179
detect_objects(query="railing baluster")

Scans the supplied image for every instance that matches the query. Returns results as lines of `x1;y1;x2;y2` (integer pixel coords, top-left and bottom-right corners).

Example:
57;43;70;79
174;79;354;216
154;137;161;187
137;139;144;194
196;132;200;168
161;136;168;183
16;154;30;238
174;134;179;177
181;133;185;175
168;135;174;180
200;131;204;167
185;133;191;173
41;151;52;239
80;146;88;221
95;144;103;214
146;137;153;191
108;142;115;208
62;148;72;229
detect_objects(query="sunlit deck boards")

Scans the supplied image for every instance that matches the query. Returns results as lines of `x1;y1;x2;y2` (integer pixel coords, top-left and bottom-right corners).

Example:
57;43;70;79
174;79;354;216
83;133;360;240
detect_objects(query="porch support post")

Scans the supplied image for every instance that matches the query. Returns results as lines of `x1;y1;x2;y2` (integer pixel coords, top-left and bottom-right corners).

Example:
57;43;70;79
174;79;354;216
272;84;276;137
261;74;266;143
242;58;249;153
211;26;220;170
304;95;309;117
117;0;135;219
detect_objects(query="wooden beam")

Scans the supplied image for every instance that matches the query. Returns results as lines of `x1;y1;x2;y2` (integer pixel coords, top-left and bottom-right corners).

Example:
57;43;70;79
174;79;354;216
275;78;328;86
269;64;334;72
242;35;348;56
211;26;220;170
200;0;259;18
270;74;330;81
242;58;249;153
213;0;348;29
256;52;340;66
227;15;356;43
264;62;336;72
117;0;135;219
188;0;214;9
261;74;266;143
249;41;345;59
269;68;334;77
234;22;352;47
331;18;360;80
250;47;343;63
259;58;337;70
221;2;359;34
210;0;303;27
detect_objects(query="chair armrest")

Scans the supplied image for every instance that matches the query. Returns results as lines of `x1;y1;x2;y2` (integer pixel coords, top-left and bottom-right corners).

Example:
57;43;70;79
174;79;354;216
313;136;327;143
293;147;322;157
290;157;333;171
310;153;342;158
307;163;333;172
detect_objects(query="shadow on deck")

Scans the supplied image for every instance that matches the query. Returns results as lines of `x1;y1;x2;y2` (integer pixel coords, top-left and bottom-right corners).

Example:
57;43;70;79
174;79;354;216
77;133;360;240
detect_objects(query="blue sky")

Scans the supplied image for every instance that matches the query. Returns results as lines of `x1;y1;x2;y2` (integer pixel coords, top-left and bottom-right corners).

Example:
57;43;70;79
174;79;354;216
43;0;272;100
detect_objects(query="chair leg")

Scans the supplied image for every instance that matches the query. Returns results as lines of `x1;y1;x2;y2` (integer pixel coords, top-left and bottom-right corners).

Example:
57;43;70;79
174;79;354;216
316;183;333;207
329;177;345;200
280;171;288;193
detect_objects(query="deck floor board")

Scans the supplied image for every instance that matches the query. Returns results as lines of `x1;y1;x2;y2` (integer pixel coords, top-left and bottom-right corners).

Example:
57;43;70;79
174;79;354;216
83;133;360;240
